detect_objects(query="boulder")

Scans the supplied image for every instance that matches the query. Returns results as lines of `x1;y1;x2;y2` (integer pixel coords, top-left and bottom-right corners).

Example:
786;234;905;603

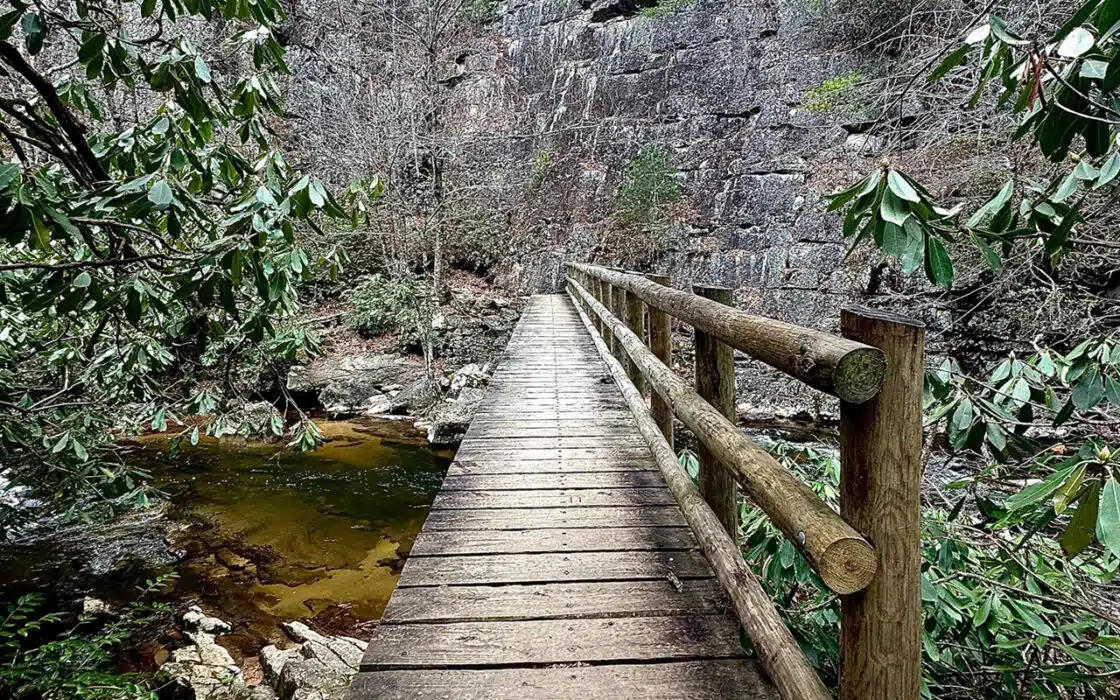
275;657;350;700
363;391;392;415
287;355;424;416
183;605;232;641
388;378;441;414
426;386;486;446
448;363;490;398
260;645;301;687
161;637;244;699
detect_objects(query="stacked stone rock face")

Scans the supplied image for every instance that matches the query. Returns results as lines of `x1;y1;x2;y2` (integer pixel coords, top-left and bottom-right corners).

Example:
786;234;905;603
469;0;854;416
283;0;878;417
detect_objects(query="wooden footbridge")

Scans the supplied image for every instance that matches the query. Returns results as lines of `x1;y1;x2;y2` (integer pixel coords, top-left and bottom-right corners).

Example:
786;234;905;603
348;265;925;700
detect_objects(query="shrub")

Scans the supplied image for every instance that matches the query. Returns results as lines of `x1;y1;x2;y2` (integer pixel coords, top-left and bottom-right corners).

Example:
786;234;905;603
0;576;174;700
642;0;697;19
738;441;1120;699
803;72;862;113
347;274;442;355
616;145;683;228
461;0;501;26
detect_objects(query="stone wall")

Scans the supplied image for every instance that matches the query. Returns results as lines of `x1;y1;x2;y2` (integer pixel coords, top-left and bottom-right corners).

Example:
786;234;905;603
278;0;998;418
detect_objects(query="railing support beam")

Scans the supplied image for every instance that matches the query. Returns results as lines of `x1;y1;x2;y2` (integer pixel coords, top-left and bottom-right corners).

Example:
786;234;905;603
645;273;673;447
839;306;925;700
626;288;647;397
693;284;738;538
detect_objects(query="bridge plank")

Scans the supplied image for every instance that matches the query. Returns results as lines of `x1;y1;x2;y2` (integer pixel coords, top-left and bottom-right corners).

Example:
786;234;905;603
440;471;666;490
397;550;712;586
423;506;687;530
349;660;775;699
447;459;658;475
381;579;728;623
453;447;654;461
409;526;696;556
360;615;745;669
432;487;677;509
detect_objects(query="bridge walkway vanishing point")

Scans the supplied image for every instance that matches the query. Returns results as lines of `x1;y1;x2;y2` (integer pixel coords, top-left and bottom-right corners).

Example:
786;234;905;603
347;294;778;699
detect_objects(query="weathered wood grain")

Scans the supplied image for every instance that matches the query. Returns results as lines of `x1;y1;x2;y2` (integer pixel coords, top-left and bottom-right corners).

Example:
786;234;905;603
432;487;676;509
567;289;832;700
440;471;666;490
361;615;746;669
570;262;886;403
839;306;926;700
397;550;712;586
381;579;727;623
409;526;696;556
350;660;775;700
447;459;659;475
423;506;688;530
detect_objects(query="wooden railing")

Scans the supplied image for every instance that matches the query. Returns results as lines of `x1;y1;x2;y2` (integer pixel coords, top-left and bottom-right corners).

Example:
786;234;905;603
564;263;925;700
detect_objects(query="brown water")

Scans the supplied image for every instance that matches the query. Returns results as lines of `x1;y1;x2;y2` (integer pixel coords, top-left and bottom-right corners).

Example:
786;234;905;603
133;422;452;651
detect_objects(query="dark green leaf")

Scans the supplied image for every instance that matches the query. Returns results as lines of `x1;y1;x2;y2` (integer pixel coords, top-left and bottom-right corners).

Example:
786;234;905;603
967;180;1014;228
924;237;954;288
1061;481;1099;557
1072;365;1105;409
0;163;20;189
1098;0;1120;33
1100;478;1120;558
78;33;105;64
1094;153;1120;189
887;170;921;202
0;10;21;40
1084;119;1109;159
971;234;1002;272
126;287;142;325
928;44;971;83
1105;50;1120;91
148;180;173;208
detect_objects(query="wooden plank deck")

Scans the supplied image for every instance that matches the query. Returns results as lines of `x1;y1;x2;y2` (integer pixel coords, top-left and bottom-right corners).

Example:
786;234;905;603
348;295;777;699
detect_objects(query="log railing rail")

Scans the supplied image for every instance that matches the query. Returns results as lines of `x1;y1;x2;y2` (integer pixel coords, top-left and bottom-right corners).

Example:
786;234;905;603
564;263;925;700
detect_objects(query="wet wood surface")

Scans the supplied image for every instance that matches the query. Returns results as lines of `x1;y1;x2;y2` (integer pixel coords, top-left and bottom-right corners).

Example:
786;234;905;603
348;295;776;700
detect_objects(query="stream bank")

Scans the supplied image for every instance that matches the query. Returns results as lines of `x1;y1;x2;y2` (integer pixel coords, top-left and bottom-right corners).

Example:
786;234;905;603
0;422;453;698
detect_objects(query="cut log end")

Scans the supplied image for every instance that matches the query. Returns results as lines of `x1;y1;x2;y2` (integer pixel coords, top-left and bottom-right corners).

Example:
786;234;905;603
819;536;878;595
833;346;888;404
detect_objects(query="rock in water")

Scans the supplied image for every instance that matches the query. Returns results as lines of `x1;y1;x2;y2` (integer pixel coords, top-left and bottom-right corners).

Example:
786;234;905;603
161;606;245;699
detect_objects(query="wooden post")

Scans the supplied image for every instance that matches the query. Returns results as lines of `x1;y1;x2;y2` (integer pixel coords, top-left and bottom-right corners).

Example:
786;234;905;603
646;273;673;448
839;306;925;700
612;281;627;363
693;284;738;538
592;277;604;336
600;281;614;350
625;287;646;396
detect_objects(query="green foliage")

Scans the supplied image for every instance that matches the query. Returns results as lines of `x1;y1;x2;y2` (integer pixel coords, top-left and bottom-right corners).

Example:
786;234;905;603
347;274;441;353
803;72;862;113
0;575;175;700
743;442;1120;699
828;2;1120;288
530;151;553;190
641;0;697;19
925;336;1120;558
460;0;502;26
0;0;379;533
615;145;683;230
